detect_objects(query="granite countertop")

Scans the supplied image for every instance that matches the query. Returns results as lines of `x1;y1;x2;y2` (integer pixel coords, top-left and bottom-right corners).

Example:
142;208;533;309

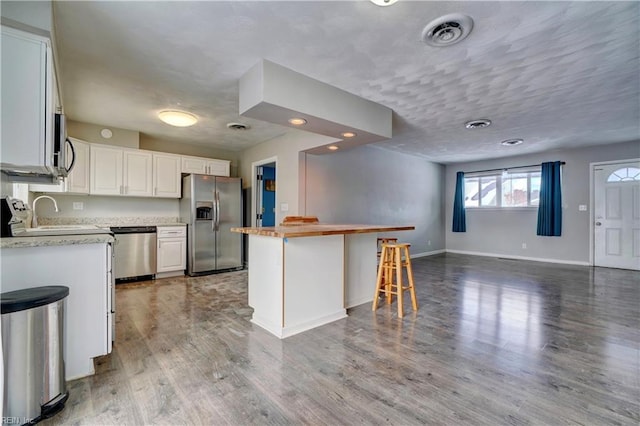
231;224;415;238
0;233;114;248
38;217;186;227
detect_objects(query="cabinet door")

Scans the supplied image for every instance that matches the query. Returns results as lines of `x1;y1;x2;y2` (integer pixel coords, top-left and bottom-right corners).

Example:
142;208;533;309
206;159;230;177
157;238;187;273
123;150;153;196
90;145;123;195
66;138;90;194
181;156;208;174
153;153;181;198
1;26;51;169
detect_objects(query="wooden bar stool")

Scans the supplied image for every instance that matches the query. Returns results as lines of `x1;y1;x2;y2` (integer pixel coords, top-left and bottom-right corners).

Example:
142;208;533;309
372;243;418;318
377;238;397;304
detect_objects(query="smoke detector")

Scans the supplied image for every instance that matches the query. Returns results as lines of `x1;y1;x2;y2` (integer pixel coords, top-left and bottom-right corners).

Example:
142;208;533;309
226;122;250;130
422;14;474;47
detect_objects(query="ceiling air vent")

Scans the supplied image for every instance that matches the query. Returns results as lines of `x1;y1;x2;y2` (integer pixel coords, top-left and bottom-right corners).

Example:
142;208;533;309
422;14;474;47
226;122;250;130
465;119;491;129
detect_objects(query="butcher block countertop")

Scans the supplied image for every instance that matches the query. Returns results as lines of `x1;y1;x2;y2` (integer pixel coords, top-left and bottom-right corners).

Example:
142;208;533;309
231;224;415;238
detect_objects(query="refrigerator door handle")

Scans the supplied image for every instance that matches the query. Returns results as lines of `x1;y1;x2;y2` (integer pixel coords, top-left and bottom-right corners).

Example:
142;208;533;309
211;190;218;232
215;191;221;231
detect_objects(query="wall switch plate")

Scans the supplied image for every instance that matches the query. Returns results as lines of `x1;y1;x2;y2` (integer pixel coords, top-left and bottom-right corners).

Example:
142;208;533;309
579;204;587;211
281;203;289;212
522;243;527;249
73;202;84;210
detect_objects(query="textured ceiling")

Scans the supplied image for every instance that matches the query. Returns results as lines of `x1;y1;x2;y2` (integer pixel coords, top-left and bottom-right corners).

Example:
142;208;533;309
53;1;639;163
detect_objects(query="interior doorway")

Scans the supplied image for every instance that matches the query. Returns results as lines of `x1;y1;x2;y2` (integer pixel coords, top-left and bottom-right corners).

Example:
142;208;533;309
252;157;277;227
592;159;640;270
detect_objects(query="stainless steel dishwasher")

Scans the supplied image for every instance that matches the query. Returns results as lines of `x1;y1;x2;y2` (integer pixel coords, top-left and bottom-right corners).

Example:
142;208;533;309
111;226;157;282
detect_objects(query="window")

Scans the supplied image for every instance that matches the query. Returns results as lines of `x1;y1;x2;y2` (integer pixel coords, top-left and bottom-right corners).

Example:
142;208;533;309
607;167;640;182
465;169;541;208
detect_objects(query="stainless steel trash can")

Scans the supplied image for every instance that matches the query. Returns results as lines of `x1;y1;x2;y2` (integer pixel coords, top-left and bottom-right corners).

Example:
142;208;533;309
1;286;70;425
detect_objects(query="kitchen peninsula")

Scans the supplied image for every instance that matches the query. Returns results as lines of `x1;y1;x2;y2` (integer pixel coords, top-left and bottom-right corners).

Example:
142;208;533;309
231;224;414;338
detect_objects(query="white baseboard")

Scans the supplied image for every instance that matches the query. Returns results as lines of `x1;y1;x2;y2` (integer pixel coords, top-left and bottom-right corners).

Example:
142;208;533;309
445;249;590;266
411;249;445;259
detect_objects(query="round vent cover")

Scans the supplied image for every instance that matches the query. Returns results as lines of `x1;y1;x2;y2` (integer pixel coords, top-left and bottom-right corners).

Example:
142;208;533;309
465;119;491;129
226;122;250;130
422;14;474;47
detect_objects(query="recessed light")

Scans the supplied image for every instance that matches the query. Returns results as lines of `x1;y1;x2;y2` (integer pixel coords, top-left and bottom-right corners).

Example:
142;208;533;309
501;139;524;146
341;132;356;138
288;118;307;126
100;128;113;139
158;110;198;127
328;145;339;151
465;119;491;129
370;0;399;6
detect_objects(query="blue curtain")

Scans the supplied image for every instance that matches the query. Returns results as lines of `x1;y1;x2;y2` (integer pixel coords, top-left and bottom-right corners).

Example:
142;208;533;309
537;161;562;236
452;171;466;232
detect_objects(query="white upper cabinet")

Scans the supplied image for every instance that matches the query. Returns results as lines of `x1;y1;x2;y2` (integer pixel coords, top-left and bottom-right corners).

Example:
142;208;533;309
0;26;53;170
66;138;91;194
90;144;182;198
90;144;124;195
123;150;153;197
153;153;181;198
181;155;230;177
30;137;90;194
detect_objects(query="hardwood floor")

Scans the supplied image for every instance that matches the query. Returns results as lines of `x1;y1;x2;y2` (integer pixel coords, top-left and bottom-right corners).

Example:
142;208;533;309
44;254;639;425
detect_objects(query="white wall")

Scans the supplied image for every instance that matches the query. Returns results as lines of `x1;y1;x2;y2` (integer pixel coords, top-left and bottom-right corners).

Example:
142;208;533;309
445;140;640;264
238;130;338;225
67;120;140;148
304;145;445;256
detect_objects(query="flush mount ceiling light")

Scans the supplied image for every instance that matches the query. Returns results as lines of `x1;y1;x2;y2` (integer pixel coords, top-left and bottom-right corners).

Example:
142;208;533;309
341;131;357;138
158;110;198;127
501;139;524;146
288;117;307;126
465;119;491;129
422;14;474;47
328;145;339;151
370;0;399;6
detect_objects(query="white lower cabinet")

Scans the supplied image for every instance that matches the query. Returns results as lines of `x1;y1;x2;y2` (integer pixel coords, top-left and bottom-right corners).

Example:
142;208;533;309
1;240;112;380
157;226;186;273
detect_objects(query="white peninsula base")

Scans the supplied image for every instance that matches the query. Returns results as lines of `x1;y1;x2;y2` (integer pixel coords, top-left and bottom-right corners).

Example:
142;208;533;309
235;224;414;339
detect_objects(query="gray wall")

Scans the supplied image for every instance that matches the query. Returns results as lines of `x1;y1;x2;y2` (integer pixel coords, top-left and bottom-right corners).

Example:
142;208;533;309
304;145;445;256
445;140;640;264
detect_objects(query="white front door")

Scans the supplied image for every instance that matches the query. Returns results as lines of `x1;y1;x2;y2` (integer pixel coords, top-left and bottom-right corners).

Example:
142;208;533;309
594;160;640;270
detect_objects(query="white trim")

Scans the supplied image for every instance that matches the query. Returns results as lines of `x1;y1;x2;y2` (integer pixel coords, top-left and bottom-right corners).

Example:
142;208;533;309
251;156;278;227
411;249;445;258
253;310;348;339
446;249;590;266
589;158;640;267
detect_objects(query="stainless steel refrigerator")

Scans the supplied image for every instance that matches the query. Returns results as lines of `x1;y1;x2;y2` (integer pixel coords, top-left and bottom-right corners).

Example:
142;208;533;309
180;174;243;275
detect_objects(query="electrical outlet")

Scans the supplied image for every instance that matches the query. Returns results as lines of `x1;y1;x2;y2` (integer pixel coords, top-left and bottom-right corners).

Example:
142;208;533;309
73;202;84;210
280;203;289;212
428;240;431;246
578;204;587;211
522;243;527;249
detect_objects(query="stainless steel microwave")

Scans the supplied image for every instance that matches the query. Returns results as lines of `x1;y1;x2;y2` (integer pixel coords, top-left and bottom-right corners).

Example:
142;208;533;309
0;113;75;183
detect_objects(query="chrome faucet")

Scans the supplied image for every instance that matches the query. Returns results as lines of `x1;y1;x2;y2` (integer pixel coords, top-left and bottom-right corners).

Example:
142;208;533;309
32;195;59;228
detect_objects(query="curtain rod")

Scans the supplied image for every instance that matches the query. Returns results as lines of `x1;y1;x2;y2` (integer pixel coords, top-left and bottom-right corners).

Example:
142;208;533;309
464;161;565;175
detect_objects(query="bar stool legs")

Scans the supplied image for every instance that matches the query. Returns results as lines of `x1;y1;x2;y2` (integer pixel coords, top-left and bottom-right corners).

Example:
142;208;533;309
372;243;418;318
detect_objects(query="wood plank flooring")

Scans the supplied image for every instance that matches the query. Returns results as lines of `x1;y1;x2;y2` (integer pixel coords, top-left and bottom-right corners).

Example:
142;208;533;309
44;253;639;425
